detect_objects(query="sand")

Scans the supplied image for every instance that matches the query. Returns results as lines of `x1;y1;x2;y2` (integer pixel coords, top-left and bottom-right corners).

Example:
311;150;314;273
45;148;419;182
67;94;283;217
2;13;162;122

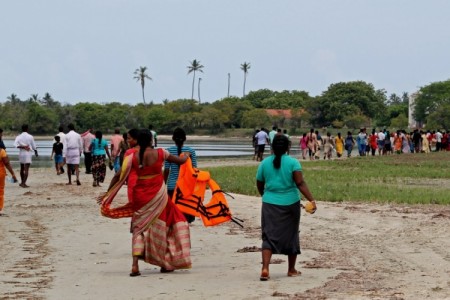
1;161;450;300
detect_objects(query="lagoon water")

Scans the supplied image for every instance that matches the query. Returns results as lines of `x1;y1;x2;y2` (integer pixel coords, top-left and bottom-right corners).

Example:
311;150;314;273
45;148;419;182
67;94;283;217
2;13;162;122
2;139;267;167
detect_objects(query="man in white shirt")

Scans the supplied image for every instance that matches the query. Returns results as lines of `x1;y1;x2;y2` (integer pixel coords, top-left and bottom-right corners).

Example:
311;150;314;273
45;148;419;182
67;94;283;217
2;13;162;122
255;128;270;161
63;123;83;185
377;130;385;156
14;124;38;188
435;130;443;151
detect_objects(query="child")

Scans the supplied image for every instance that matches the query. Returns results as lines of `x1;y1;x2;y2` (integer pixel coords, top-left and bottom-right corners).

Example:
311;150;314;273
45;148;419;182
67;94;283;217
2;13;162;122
51;135;64;175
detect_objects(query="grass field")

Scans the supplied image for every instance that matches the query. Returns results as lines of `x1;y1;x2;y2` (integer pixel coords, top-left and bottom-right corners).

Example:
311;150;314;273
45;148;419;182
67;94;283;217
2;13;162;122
206;152;450;205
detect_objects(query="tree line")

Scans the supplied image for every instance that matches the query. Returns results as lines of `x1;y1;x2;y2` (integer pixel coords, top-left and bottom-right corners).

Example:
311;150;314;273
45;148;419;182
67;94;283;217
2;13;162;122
1;79;449;135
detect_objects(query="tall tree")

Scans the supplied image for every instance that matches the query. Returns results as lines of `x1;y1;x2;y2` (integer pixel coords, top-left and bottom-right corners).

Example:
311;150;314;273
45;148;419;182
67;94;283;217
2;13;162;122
187;59;204;100
240;62;251;97
133;66;152;104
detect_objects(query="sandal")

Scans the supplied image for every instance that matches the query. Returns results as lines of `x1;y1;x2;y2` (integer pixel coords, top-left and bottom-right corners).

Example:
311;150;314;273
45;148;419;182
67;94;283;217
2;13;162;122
260;270;270;281
129;271;141;277
160;267;174;273
76;180;81;186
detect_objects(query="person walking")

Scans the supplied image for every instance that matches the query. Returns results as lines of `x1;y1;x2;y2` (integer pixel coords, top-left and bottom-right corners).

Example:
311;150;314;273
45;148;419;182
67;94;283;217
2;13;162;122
322;132;335;160
1;146;18;215
90;131;111;187
50;135;64;175
55;126;67;173
335;132;344;158
63;123;83;185
101;129;192;276
148;125;158;148
345;131;355;158
81;129;95;174
299;133;308;160
164;127;197;223
256;134;316;281
306;128;317;160
0;128;6;150
14;124;38;188
110;128;124;173
255;128;269;161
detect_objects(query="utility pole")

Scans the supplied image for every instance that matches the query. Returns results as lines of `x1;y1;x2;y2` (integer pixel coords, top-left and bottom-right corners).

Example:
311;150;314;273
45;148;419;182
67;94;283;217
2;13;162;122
227;73;230;97
198;77;202;103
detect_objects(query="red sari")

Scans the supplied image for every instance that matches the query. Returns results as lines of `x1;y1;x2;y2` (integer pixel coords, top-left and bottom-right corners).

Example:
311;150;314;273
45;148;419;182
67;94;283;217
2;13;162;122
101;148;191;270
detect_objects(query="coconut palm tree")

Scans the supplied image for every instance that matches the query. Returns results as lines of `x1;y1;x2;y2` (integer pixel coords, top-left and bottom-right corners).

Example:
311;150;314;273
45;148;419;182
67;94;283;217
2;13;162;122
240;62;251;97
133;66;152;104
187;59;204;100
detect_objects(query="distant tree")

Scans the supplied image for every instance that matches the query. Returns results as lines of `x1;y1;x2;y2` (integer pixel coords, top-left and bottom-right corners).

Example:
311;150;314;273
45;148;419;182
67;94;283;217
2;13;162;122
414;79;450;125
388;93;402;105
41;93;60;108
7;93;21;104
244;89;275;108
187;59;204;100
240;62;251;97
29;94;40;103
401;92;409;104
242;108;271;128
310;81;386;127
133;66;152;104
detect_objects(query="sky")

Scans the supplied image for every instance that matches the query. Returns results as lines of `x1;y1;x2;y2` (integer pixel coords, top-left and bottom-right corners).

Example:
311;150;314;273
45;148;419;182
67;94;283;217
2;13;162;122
1;0;450;105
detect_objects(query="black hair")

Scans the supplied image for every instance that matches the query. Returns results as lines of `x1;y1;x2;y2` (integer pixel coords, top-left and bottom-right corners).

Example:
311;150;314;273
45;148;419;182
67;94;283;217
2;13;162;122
272;135;289;169
95;131;102;146
172;127;187;155
128;128;140;140
58;125;64;132
137;129;152;167
68;123;75;131
0;128;3;134
22;124;29;132
55;135;60;142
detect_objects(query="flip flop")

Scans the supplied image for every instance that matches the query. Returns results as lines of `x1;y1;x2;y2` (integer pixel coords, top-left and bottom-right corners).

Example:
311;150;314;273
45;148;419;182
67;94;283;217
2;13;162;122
129;271;141;277
260;270;270;281
76;180;81;186
160;267;174;273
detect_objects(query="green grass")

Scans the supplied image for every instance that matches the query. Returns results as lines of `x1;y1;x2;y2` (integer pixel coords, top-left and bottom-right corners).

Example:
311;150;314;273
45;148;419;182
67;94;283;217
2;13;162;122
206;152;450;205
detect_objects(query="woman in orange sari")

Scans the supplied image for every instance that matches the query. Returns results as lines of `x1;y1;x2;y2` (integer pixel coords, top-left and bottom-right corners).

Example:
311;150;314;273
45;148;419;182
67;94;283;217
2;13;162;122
101;129;191;276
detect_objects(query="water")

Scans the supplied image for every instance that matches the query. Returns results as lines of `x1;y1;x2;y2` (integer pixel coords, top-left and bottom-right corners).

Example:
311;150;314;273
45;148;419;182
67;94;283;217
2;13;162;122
2;139;259;167
2;138;358;168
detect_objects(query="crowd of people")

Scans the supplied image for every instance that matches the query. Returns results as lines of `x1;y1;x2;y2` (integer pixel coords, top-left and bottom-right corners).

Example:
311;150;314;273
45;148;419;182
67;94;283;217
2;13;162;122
254;126;450;161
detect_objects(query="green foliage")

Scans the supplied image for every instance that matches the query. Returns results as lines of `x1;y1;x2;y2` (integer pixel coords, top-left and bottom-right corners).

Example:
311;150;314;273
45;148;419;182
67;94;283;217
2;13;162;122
310;81;386;127
207;152;450;204
390;114;408;130
414;80;450;126
425;103;450;129
242;109;271;128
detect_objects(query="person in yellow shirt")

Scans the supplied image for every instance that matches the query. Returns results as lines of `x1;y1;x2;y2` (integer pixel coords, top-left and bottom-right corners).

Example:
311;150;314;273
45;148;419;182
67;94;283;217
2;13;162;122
1;147;18;215
335;132;344;158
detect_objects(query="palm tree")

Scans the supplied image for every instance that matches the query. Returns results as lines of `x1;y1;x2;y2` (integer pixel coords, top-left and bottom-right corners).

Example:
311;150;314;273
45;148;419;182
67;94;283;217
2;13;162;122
133;66;152;104
240;62;251;97
187;59;204;100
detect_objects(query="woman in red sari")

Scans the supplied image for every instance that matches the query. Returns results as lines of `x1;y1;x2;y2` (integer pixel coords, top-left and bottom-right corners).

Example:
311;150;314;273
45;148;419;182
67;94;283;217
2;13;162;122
102;129;191;276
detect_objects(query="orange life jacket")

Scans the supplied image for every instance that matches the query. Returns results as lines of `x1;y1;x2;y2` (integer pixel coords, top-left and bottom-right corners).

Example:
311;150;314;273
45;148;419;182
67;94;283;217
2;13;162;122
172;157;243;227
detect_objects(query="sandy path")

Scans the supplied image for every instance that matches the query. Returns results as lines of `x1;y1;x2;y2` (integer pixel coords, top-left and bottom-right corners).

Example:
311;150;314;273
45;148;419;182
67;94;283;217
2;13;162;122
1;166;450;300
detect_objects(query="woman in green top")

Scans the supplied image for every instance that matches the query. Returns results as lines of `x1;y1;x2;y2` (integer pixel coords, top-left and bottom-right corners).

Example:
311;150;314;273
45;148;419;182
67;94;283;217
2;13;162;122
256;134;316;281
90;131;111;187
